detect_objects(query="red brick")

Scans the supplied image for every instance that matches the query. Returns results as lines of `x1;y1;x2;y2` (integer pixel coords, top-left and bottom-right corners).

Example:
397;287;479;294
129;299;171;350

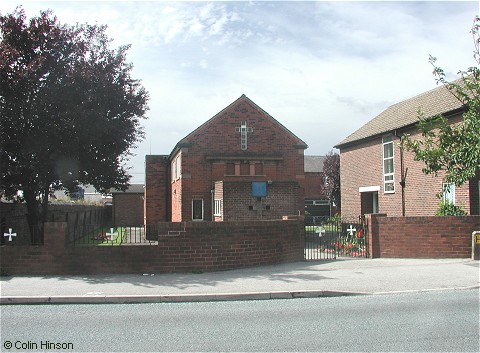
145;96;307;223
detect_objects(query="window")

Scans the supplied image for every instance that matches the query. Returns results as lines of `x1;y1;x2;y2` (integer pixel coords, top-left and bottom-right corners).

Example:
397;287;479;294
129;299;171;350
382;135;395;193
192;199;204;221
442;183;455;204
372;192;379;213
171;154;181;181
214;199;222;216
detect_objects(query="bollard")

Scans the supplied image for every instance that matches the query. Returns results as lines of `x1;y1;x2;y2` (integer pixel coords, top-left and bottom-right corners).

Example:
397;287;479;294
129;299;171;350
472;231;480;260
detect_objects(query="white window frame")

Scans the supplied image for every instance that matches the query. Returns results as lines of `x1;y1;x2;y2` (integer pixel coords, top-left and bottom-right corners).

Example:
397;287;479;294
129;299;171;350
382;135;395;193
214;199;222;216
171;154;181;181
192;199;204;221
442;183;455;204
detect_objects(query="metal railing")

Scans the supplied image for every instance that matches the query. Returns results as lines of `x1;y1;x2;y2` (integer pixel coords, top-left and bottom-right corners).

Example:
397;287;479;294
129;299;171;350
1;224;44;245
70;224;158;246
305;216;368;260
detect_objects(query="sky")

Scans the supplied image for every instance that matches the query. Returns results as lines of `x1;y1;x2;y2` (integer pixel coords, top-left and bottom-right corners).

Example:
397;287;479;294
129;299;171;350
2;1;479;184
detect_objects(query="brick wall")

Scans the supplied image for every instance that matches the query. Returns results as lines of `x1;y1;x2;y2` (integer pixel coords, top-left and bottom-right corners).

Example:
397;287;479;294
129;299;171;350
145;155;169;224
0;219;304;275
0;203;107;245
216;181;300;221
113;193;144;226
304;171;325;200
365;214;480;258
340;138;382;218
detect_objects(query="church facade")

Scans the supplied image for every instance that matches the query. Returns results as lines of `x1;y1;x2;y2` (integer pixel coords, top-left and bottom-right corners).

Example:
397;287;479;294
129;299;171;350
145;95;308;224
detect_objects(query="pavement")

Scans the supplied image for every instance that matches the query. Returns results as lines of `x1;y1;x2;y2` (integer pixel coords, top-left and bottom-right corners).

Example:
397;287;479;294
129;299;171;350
0;258;479;304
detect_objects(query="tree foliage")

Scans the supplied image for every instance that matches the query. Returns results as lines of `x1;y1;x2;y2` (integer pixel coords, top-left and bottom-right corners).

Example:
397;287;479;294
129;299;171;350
323;150;340;211
404;16;480;187
0;8;149;239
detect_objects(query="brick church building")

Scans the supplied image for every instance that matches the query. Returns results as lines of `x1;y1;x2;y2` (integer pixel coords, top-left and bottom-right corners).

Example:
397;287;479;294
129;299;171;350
145;95;308;224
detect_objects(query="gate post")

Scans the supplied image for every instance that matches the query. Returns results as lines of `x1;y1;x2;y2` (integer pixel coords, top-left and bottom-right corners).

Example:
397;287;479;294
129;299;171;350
364;213;387;258
472;231;480;260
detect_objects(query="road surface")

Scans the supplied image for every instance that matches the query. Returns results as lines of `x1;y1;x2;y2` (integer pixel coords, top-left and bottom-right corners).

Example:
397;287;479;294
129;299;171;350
1;289;478;352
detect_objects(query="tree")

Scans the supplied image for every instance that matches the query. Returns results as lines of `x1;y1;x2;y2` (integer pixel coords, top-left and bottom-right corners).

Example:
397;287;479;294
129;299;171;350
404;16;480;188
322;150;340;213
0;8;149;242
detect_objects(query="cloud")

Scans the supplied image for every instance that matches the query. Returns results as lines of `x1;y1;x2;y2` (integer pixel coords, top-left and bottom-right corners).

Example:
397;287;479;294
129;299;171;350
2;0;477;183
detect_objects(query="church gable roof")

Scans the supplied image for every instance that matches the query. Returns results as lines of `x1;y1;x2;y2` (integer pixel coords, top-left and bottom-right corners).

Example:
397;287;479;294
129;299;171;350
172;94;307;157
335;80;465;149
304;155;326;173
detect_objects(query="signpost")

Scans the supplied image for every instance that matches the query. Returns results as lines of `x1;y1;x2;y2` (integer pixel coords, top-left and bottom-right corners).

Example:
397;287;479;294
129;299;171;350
472;231;480;260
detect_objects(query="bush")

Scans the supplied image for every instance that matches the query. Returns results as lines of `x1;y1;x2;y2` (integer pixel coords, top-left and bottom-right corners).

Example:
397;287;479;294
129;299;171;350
436;200;467;216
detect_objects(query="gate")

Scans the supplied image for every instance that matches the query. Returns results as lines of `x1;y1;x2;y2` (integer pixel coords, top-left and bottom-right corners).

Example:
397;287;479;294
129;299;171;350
304;216;368;260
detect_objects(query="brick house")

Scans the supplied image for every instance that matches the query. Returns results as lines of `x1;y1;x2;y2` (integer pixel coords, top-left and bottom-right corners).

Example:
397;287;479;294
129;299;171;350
145;95;308;223
335;82;479;219
304;156;331;217
112;184;144;226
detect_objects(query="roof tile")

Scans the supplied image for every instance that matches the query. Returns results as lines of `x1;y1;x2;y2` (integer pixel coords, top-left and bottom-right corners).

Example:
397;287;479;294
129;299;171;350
335;80;464;148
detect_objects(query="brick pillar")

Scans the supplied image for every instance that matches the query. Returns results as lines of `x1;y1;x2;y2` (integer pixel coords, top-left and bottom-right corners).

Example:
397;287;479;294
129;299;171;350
365;214;386;258
44;222;67;255
145;155;170;224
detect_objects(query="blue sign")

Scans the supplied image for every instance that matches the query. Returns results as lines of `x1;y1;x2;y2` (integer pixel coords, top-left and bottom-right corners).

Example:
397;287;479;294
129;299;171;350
252;182;267;197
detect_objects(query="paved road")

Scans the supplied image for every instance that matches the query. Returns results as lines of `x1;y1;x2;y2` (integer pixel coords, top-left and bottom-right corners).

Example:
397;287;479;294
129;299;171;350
1;289;478;352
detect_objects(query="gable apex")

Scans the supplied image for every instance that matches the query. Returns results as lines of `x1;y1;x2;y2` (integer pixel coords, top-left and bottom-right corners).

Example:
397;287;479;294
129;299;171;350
170;95;307;158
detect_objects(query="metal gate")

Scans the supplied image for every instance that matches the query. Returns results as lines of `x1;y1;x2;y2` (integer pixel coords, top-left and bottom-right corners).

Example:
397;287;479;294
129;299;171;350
304;216;367;260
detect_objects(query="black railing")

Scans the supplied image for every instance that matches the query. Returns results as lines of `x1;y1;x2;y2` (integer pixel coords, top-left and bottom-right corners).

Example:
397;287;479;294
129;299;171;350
1;224;44;245
304;216;368;260
336;219;367;257
70;224;158;246
305;216;338;260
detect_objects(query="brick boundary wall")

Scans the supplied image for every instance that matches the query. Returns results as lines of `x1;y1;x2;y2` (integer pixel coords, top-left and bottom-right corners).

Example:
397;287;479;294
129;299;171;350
0;203;108;245
365;214;480;258
0;220;304;275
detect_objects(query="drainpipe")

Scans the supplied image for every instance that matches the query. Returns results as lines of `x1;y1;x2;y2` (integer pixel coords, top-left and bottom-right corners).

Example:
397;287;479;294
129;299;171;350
399;136;408;217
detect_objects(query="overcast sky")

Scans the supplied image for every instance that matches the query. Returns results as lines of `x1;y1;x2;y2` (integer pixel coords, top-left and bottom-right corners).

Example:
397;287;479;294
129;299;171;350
3;1;479;184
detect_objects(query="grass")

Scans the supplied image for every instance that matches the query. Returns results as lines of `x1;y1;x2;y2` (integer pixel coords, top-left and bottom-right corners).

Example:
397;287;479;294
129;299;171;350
305;222;339;233
74;227;126;246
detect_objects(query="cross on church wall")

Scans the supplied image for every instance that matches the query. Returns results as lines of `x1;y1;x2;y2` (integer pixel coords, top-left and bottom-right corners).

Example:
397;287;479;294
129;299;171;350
235;121;253;150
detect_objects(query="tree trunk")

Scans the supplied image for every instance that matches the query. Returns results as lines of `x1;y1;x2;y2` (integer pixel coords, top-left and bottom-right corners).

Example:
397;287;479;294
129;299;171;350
23;189;44;244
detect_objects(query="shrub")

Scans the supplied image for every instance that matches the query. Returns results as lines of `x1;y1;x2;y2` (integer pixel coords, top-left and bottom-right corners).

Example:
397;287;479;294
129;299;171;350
436;200;467;216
